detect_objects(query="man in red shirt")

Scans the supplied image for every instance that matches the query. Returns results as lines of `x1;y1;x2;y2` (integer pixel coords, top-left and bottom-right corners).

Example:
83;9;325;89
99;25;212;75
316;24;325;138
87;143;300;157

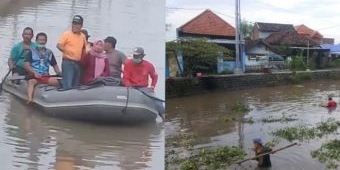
327;97;337;108
123;47;164;122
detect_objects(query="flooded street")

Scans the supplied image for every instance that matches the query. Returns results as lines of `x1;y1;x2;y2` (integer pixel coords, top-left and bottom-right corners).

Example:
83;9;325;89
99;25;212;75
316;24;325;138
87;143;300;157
166;80;340;170
0;0;164;169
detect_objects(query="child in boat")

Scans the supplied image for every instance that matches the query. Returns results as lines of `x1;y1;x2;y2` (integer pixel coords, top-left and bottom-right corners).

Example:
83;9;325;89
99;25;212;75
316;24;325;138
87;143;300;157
24;32;62;104
80;40;110;85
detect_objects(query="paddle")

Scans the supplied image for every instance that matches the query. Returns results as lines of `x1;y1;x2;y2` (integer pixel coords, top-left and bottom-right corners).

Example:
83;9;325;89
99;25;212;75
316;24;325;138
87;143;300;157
235;142;298;165
0;68;14;92
6;74;62;81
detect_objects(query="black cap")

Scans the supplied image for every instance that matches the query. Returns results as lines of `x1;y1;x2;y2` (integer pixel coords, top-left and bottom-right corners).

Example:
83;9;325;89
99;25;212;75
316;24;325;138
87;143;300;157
72;15;83;24
104;36;117;46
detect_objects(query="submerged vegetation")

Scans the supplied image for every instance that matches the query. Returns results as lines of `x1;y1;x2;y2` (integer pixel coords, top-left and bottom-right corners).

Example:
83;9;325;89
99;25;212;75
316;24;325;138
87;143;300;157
272;118;340;142
261;114;298;123
166;133;246;170
311;140;340;169
231;102;251;113
167;145;246;170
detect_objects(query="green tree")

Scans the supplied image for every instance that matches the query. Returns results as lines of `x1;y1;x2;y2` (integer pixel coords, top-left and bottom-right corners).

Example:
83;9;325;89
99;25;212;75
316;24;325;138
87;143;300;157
166;38;232;77
240;20;253;40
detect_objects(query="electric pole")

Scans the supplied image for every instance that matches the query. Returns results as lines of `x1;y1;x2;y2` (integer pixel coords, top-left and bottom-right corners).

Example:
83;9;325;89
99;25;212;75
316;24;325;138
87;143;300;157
234;0;242;74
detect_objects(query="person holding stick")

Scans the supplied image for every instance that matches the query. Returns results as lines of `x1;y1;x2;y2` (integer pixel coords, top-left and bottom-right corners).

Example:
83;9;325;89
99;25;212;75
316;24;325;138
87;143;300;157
252;138;272;168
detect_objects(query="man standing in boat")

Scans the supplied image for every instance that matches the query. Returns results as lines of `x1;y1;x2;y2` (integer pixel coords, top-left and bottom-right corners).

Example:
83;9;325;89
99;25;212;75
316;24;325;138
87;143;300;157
8;27;37;77
104;36;126;82
123;47;165;122
24;32;61;104
56;15;87;90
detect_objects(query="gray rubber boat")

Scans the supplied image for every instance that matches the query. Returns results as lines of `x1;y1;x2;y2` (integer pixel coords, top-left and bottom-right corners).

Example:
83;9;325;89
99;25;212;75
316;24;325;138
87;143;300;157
3;80;159;124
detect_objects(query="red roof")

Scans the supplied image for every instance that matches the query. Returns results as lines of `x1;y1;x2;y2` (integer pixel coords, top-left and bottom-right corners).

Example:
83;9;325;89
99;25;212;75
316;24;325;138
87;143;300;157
295;24;323;39
178;9;235;37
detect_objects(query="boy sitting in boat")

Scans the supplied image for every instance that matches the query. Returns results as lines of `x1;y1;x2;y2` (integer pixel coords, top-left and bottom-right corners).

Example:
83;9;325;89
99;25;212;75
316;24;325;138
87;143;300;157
24;32;62;104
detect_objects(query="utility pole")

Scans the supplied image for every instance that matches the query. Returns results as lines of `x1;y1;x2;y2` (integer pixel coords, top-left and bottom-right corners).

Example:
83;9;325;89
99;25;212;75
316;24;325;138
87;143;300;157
234;0;242;74
306;40;310;71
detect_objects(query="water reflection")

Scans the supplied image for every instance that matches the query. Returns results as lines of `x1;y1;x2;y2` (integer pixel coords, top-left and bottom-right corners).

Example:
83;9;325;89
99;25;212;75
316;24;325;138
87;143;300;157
4;96;162;170
166;81;340;170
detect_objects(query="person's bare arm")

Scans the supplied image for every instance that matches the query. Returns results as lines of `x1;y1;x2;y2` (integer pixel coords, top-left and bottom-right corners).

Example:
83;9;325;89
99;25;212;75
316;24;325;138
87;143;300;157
56;43;64;53
8;58;14;69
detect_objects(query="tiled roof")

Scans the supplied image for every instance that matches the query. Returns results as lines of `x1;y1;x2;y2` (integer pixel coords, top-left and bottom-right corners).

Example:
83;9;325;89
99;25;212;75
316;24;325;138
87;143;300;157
255;22;295;32
265;30;319;47
295;24;323;39
178;9;235;37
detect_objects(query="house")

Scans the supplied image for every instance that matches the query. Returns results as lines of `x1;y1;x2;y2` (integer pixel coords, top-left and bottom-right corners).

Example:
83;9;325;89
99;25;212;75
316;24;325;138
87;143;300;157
252;22;295;39
177;9;235;42
167;9;238;77
295;24;334;45
247;22;330;69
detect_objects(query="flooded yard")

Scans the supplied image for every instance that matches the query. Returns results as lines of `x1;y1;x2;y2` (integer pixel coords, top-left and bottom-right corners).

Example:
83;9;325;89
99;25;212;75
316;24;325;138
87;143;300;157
166;80;340;170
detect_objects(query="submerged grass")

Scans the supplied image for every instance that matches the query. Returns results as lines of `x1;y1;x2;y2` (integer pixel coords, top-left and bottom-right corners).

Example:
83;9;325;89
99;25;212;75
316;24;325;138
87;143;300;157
272;118;340;142
172;146;246;170
262;114;298;123
232;102;251;113
166;133;246;170
311;140;340;169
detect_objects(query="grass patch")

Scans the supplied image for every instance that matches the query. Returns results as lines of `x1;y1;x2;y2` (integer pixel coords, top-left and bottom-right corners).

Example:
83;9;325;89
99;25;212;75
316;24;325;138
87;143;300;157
272;118;340;142
311;139;340;169
262;114;298;123
232;102;251;113
223;116;254;124
169;146;246;170
166;133;198;149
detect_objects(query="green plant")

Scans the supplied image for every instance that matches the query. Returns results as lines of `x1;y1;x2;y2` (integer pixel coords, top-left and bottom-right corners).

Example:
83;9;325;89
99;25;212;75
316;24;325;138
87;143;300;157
311;140;340;169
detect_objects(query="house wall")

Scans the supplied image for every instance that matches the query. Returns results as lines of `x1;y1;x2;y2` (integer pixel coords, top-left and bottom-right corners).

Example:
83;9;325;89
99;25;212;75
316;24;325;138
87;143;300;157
252;26;259;39
247;44;273;56
258;32;273;39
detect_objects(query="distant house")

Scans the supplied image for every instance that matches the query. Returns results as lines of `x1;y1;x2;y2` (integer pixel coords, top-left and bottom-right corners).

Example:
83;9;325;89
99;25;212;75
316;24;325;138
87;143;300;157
167;9;239;77
252;22;295;39
295;24;334;45
177;9;235;43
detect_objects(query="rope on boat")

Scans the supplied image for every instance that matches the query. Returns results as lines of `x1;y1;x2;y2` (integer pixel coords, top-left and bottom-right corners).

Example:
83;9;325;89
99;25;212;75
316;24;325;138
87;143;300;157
122;86;130;113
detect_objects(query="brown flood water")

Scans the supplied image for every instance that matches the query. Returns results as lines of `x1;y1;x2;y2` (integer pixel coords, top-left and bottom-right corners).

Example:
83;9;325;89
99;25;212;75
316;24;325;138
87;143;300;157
0;0;165;169
166;80;340;170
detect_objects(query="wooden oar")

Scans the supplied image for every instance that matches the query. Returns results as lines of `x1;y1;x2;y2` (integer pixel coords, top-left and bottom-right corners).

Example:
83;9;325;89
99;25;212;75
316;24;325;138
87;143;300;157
0;68;14;92
6;75;62;81
235;142;298;164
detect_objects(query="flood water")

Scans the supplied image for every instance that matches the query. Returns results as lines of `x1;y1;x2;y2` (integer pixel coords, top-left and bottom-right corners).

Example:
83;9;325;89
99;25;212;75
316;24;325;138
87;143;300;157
166;80;340;170
0;0;165;169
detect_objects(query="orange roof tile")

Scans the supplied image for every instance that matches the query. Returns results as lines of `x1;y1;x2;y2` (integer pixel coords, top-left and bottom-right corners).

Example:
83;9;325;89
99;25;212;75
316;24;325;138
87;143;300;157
178;9;235;37
295;24;323;39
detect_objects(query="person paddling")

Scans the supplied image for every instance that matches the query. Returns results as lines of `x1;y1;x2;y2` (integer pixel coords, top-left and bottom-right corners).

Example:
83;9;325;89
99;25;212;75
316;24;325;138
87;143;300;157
253;138;272;168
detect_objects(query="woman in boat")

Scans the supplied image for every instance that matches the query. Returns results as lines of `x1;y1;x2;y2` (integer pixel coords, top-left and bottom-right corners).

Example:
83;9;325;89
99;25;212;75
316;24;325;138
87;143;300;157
80;40;110;85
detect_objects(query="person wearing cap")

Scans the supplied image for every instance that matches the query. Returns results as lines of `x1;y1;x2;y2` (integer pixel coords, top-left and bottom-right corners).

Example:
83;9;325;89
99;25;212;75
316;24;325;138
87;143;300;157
122;47;164;122
56;15;87;90
103;36;126;80
253;138;272;168
80;29;93;53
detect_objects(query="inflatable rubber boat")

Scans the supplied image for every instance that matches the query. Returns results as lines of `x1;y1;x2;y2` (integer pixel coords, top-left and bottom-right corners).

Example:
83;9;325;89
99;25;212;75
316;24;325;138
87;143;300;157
2;80;159;124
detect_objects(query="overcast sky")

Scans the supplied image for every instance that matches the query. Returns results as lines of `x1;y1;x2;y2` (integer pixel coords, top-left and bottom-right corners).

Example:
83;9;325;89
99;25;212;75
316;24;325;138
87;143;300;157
166;0;340;43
